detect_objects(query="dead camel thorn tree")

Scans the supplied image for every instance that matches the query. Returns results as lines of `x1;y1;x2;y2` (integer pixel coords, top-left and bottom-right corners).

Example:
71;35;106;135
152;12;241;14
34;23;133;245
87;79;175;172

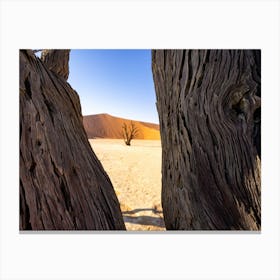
122;121;139;146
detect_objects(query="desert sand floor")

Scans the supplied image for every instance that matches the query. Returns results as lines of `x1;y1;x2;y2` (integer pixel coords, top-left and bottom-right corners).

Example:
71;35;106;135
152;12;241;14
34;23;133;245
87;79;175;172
89;139;165;231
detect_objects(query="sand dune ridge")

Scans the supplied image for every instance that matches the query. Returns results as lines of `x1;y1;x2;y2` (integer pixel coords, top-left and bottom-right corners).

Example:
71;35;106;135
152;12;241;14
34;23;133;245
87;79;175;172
83;113;160;140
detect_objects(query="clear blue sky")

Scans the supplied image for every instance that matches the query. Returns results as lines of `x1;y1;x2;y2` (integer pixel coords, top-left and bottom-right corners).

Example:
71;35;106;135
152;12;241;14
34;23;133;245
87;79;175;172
67;49;159;124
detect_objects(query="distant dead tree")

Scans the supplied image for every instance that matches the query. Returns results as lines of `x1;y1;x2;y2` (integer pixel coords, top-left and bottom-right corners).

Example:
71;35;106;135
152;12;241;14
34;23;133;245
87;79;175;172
122;121;138;146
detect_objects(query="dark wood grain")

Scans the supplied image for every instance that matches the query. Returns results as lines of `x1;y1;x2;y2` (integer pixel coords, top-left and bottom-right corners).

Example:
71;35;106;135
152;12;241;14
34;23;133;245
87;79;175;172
41;49;70;80
20;50;126;230
152;50;261;230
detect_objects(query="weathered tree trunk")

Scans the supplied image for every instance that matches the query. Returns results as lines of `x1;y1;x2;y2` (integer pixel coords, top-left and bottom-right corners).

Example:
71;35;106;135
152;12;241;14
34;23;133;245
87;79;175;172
152;50;261;230
20;50;126;230
41;49;70;80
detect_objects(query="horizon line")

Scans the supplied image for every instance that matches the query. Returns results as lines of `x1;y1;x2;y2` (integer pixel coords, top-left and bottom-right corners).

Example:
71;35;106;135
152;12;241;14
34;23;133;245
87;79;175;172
82;112;160;125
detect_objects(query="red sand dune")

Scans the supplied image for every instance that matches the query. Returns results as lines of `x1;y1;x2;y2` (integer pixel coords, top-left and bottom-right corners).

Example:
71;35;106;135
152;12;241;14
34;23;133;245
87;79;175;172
83;113;160;140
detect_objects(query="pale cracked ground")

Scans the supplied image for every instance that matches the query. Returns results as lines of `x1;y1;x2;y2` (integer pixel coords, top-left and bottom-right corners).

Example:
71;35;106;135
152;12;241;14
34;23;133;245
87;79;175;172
89;139;165;231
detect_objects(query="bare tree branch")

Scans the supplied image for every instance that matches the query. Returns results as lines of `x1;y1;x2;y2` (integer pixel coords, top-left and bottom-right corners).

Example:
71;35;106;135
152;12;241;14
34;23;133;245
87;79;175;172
32;49;43;53
122;121;139;146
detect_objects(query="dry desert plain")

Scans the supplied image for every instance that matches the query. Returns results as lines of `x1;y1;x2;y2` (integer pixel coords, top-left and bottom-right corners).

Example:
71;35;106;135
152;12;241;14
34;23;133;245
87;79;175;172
89;139;165;231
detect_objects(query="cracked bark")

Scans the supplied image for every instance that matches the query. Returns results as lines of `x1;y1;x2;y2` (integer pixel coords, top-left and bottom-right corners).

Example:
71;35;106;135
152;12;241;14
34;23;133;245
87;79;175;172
41;49;70;80
152;50;261;230
20;50;125;230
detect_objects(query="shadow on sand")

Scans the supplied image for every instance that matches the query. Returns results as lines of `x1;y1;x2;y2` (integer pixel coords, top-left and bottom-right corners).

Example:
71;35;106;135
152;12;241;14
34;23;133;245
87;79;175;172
122;208;163;215
122;208;165;228
123;215;165;228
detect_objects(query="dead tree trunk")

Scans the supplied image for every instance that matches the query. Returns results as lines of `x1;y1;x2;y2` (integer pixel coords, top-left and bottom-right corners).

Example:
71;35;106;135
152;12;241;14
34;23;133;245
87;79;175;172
41;49;70;80
20;50;125;230
152;50;261;230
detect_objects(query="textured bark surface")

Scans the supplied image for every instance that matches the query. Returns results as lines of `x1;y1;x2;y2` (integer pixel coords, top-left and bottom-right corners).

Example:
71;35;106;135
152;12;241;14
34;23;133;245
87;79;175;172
41;49;70;80
20;50;125;230
152;50;261;230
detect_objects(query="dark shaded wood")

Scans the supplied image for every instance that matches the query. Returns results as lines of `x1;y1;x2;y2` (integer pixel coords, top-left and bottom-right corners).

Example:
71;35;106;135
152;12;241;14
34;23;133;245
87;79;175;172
41;49;70;80
20;50;125;230
152;50;261;230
